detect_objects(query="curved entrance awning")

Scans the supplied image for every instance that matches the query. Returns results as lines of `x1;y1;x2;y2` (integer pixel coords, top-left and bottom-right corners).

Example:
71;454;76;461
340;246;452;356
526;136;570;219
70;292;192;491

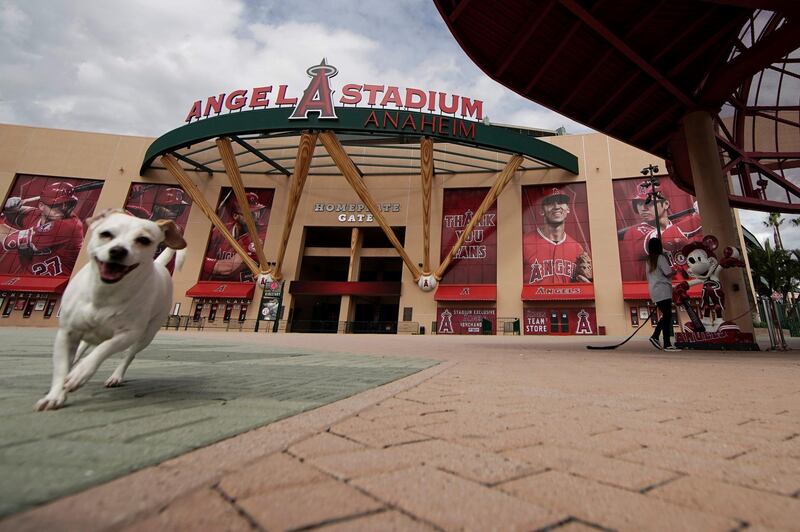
140;107;577;175
140;106;578;289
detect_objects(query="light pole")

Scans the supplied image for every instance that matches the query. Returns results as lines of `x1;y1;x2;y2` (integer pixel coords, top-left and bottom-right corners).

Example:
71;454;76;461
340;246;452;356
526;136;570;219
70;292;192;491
641;164;663;241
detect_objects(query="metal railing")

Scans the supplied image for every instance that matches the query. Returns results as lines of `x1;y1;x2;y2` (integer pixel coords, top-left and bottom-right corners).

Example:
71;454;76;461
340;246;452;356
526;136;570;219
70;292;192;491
498;317;521;335
759;296;789;350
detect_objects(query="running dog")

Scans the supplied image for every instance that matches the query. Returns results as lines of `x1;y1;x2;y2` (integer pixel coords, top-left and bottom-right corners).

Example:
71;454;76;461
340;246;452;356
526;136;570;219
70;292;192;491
35;210;186;411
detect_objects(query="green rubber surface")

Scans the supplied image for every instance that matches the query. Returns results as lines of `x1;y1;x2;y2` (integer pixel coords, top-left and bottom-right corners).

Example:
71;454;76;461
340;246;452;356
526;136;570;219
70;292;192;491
0;328;437;518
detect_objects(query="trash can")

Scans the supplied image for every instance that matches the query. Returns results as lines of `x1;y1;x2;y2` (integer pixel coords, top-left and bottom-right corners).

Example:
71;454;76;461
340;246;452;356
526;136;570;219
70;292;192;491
512;319;520;335
481;318;492;335
419;325;426;335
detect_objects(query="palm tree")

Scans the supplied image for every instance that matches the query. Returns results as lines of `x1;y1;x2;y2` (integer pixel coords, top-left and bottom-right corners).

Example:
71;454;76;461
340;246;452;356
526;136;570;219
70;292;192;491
763;212;785;250
747;240;800;313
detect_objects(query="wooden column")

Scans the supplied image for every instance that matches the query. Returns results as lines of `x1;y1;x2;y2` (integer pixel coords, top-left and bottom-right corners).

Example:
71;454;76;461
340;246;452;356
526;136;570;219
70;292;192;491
319;131;422;280
160;154;259;276
272;132;318;280
216;137;268;271
420;137;434;274
348;227;362;281
434;154;523;280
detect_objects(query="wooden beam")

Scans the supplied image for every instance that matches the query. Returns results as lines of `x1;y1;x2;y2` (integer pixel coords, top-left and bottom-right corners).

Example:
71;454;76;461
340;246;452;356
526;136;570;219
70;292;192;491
434;155;523;280
319;131;422;280
420;137;434;274
348;228;361;282
272;132;317;280
160;154;259;276
216;137;269;271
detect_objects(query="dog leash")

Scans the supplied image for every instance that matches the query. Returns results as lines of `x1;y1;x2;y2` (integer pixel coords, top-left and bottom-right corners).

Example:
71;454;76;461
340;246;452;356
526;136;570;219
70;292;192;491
586;308;656;350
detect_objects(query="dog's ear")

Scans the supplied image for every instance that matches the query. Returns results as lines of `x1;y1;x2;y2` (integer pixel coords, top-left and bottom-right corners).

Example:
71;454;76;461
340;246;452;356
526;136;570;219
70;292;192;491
156;220;187;250
85;209;122;232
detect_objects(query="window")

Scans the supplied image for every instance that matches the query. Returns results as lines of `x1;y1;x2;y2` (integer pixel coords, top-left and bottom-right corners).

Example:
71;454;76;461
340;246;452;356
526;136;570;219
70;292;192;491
630;306;639;326
403;307;413;321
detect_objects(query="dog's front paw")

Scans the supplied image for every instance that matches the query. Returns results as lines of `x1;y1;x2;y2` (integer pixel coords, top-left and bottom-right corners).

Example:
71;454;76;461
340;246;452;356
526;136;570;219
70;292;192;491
104;373;124;388
64;362;96;392
34;390;66;411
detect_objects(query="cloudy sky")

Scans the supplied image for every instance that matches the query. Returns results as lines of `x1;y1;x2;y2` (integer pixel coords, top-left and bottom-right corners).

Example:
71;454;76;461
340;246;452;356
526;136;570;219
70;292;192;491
0;0;797;248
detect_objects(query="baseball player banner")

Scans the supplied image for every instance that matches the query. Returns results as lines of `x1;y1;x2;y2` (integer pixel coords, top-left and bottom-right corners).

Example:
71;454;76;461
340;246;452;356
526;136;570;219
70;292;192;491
201;187;274;282
437;307;496;335
439;188;497;284
0;174;104;277
613;176;702;282
124;183;193;271
523;307;597;335
522;184;593;286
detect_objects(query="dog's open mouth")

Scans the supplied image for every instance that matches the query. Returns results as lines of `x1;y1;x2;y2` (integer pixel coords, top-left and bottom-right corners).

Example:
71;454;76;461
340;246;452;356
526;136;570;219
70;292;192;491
96;259;139;284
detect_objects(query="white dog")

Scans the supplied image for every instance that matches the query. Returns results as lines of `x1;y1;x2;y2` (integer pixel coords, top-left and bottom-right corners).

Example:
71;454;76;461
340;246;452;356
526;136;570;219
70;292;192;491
35;210;186;411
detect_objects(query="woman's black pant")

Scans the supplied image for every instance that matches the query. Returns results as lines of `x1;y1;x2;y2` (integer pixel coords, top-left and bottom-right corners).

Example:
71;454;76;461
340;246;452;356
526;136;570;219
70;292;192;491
651;298;673;347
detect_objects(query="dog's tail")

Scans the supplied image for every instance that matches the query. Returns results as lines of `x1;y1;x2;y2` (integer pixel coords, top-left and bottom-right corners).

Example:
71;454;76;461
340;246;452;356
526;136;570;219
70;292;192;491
155;247;187;273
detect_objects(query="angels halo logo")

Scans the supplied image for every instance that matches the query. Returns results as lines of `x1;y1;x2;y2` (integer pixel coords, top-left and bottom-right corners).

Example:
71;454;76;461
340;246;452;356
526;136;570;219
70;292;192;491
289;58;338;120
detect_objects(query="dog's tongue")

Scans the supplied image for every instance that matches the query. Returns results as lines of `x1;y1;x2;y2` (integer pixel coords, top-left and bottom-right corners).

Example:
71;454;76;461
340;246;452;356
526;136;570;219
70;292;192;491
98;261;136;283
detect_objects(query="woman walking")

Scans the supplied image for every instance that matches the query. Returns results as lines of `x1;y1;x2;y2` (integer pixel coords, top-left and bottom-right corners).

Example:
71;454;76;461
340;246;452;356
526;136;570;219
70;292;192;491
646;238;680;351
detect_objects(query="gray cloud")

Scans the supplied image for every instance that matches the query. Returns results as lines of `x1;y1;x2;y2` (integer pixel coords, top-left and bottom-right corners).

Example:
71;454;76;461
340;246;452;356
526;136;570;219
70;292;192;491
0;0;591;137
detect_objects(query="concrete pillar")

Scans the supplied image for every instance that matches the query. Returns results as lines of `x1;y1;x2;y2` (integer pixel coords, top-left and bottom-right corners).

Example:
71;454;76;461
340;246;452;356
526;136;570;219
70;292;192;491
682;110;754;333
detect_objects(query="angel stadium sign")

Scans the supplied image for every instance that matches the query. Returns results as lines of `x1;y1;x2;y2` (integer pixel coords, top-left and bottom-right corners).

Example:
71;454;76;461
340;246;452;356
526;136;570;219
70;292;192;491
185;59;485;136
141;58;579;175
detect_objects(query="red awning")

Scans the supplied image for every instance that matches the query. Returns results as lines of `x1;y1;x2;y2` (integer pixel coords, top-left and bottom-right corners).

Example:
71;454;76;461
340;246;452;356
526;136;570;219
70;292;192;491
289;281;402;296
0;275;69;294
434;284;496;301
622;281;702;300
521;284;594;301
186;281;255;299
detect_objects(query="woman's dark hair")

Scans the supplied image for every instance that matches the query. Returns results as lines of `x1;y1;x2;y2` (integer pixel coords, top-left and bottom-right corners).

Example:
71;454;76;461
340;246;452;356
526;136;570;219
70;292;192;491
647;238;663;272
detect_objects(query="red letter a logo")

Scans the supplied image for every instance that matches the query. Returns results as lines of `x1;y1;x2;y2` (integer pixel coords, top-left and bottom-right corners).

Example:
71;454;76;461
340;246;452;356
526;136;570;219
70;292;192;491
289;58;339;120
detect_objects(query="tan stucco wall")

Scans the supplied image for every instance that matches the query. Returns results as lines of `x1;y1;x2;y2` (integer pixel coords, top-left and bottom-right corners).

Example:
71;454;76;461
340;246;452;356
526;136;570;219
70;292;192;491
0;122;674;335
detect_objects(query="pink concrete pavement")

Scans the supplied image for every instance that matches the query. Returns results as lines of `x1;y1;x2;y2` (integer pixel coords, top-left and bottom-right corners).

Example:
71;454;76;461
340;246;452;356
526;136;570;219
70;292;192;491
2;332;799;531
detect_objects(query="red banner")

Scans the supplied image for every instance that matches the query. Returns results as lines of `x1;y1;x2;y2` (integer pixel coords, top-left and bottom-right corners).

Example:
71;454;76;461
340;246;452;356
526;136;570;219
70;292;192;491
521;283;594;300
523;307;597;335
436;306;496;335
0;174;103;277
440;188;497;284
124;183;193;271
612;176;703;282
201;187;274;282
521;184;593;291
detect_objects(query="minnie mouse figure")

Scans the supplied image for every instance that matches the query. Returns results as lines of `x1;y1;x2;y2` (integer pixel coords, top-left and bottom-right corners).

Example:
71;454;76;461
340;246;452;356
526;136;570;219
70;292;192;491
672;235;745;332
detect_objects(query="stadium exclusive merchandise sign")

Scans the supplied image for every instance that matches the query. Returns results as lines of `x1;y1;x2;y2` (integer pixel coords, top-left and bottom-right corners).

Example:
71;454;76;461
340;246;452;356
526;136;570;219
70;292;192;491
437;307;496;335
255;279;284;333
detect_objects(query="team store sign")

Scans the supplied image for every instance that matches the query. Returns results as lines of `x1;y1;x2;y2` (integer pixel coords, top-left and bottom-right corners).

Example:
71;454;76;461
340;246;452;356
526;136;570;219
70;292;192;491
523;308;597;336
